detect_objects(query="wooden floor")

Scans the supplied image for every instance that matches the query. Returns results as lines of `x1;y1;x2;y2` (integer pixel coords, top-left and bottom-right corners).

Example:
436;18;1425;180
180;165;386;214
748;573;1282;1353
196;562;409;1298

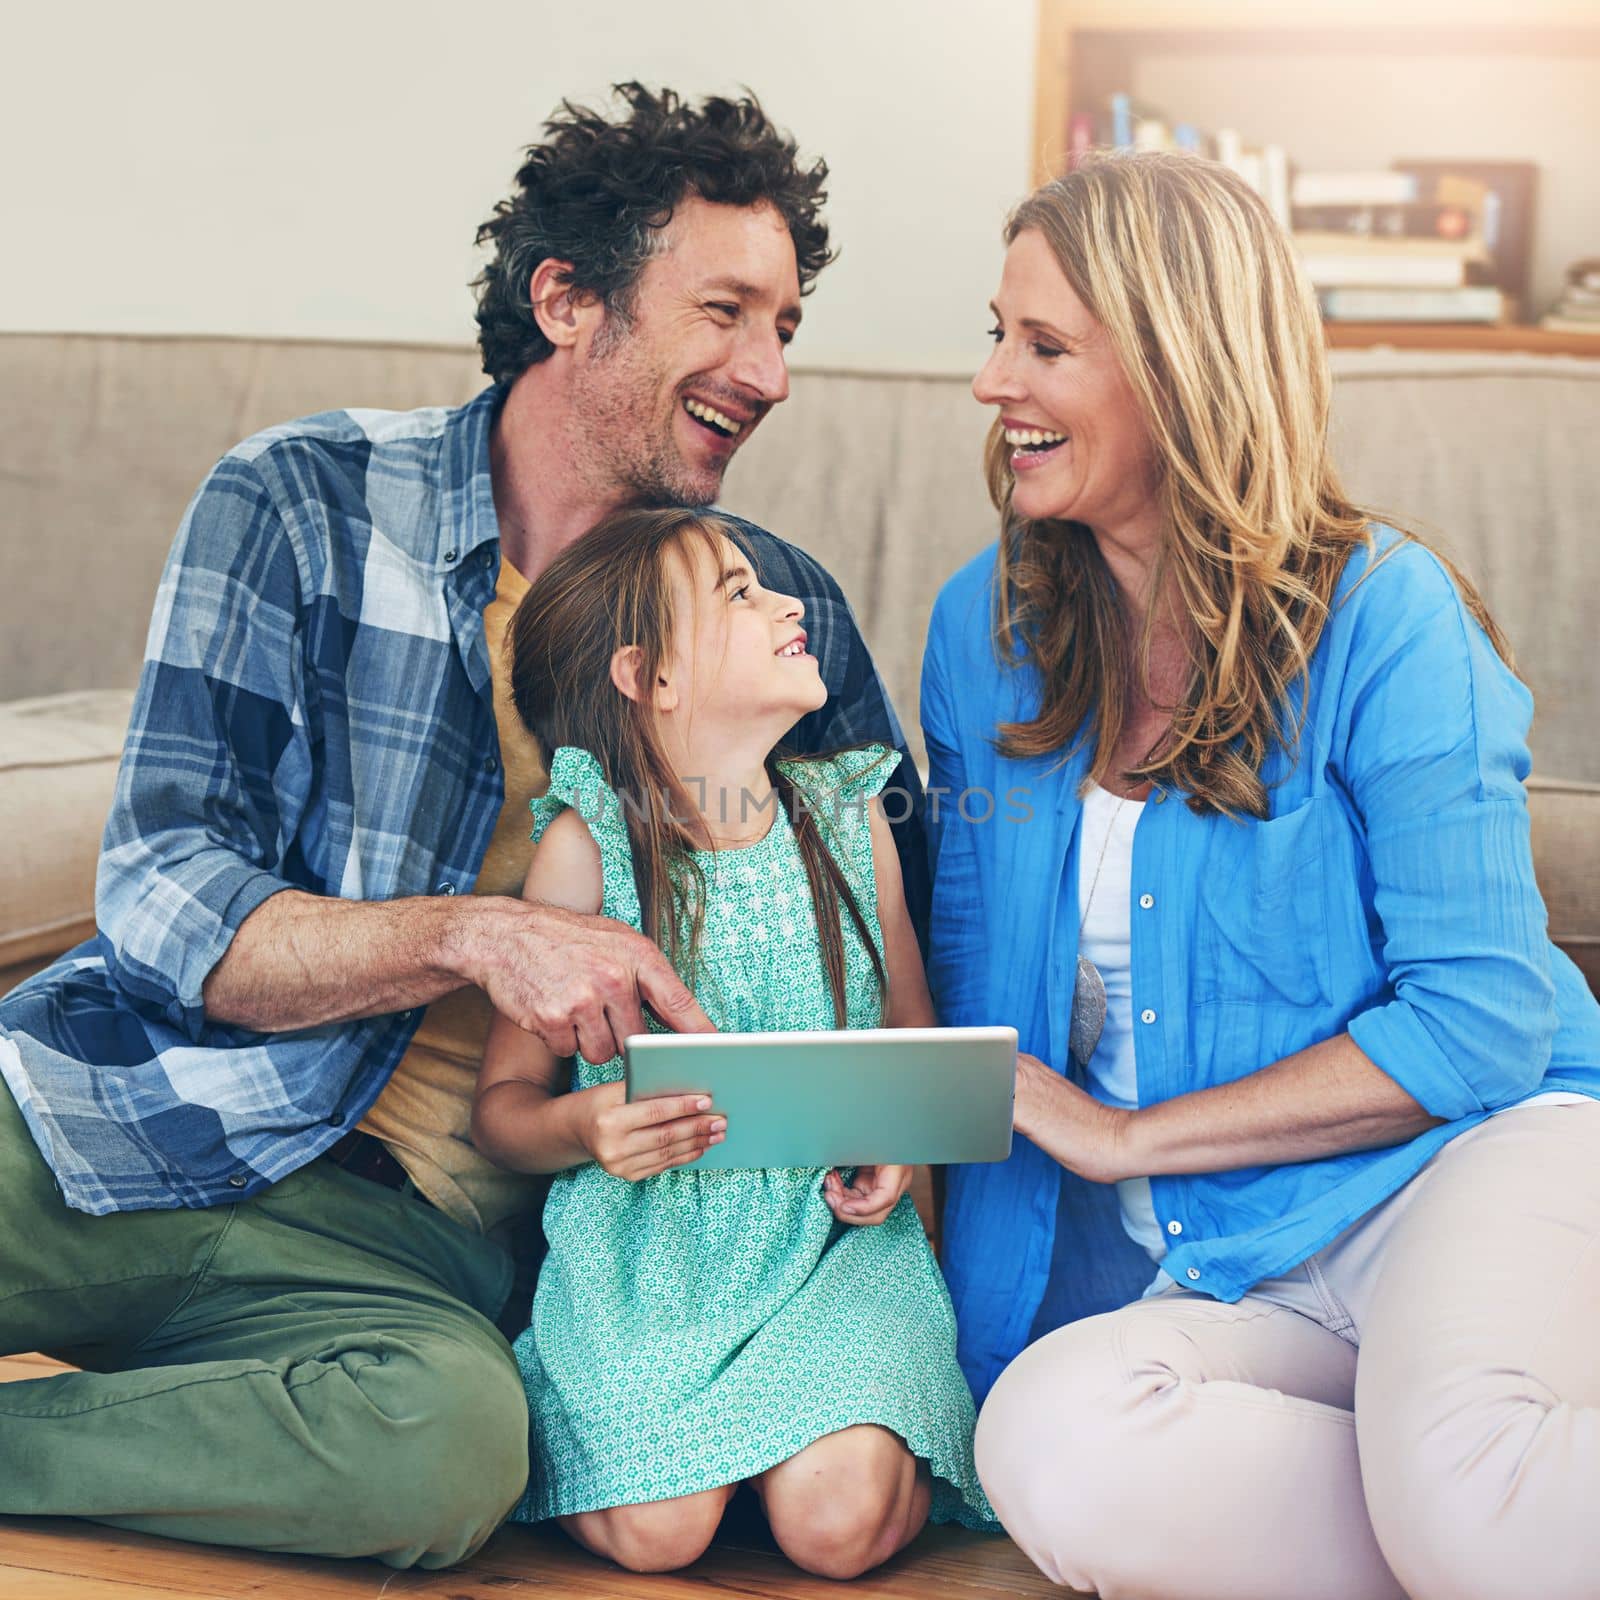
0;1355;1078;1600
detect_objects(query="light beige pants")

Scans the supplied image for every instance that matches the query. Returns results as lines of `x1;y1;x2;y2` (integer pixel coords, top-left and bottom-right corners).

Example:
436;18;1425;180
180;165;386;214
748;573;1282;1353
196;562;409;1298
975;1102;1600;1600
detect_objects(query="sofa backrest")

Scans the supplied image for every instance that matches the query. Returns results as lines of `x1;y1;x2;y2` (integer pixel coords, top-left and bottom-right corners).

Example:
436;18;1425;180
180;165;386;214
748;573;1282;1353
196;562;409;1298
2;334;1595;778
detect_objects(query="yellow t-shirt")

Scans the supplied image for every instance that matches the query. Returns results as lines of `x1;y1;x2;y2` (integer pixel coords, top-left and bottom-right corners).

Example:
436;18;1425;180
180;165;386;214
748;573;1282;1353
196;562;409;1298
356;556;549;1237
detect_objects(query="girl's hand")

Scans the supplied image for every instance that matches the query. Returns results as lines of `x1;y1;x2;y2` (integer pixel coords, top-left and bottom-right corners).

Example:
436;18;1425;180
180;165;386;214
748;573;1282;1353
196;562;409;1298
575;1081;726;1180
823;1164;912;1226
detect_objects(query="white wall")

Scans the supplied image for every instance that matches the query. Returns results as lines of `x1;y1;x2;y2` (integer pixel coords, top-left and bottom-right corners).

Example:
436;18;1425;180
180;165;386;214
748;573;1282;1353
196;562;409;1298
10;7;1586;368
0;0;1035;375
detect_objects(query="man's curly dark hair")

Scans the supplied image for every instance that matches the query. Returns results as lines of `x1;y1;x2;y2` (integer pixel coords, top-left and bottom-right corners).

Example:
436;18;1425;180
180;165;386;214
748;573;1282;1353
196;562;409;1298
472;82;834;386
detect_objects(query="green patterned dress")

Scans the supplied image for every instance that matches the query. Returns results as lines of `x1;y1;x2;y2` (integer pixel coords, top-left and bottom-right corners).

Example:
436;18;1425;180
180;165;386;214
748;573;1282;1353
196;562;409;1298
510;744;992;1528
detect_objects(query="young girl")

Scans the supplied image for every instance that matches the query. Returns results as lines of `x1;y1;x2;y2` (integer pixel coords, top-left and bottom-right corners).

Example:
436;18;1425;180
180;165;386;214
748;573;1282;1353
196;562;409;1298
473;507;992;1577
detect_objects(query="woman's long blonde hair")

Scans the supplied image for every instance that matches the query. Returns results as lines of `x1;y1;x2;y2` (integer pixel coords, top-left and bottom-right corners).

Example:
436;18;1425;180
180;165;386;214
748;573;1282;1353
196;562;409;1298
506;507;885;1024
989;150;1512;817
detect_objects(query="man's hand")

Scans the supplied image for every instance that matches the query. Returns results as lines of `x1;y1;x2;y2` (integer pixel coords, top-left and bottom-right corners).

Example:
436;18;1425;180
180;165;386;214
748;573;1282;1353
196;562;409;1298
204;888;716;1047
573;1081;726;1180
822;1164;913;1226
454;899;715;1063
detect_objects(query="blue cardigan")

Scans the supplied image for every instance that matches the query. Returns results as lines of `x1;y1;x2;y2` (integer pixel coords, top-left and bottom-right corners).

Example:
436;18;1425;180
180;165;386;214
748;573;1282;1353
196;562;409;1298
922;526;1600;1401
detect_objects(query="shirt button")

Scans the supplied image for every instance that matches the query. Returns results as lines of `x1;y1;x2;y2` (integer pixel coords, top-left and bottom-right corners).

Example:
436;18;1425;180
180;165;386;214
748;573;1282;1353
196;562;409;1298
227;1172;248;1189
1140;1008;1157;1025
483;756;499;774
479;549;493;569
1167;1219;1183;1236
443;547;459;564
327;1110;346;1127
1139;893;1155;909
1186;1267;1201;1281
435;881;456;896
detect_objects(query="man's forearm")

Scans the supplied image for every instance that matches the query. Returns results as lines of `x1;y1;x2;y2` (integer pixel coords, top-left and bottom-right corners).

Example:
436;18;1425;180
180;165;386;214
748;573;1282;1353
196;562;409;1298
1124;1032;1442;1177
201;888;490;1032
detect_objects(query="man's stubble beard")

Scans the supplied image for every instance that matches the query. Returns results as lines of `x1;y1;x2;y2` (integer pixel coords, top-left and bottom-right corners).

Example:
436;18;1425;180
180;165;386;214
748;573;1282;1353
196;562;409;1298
581;323;726;510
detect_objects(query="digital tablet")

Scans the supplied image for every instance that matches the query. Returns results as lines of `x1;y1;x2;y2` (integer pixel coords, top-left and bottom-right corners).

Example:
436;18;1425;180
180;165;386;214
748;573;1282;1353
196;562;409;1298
623;1025;1016;1170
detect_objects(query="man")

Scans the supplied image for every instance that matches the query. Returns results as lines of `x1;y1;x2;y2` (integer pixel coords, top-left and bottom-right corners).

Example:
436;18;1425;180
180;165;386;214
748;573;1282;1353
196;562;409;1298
0;83;925;1569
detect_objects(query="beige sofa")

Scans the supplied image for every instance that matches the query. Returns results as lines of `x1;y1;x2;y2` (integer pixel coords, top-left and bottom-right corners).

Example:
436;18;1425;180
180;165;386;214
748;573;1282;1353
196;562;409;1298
1;333;1596;997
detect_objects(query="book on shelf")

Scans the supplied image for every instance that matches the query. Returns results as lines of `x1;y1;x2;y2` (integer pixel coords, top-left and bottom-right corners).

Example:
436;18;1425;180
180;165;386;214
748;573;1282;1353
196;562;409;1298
1110;92;1130;150
1294;229;1489;291
1568;260;1600;294
1261;145;1290;229
1538;316;1600;336
1108;92;1180;154
1299;252;1476;290
1291;171;1418;207
1395;161;1538;322
1318;286;1509;324
1540;257;1600;332
1068;111;1094;170
1134;117;1170;152
1292;232;1487;262
1292;202;1476;241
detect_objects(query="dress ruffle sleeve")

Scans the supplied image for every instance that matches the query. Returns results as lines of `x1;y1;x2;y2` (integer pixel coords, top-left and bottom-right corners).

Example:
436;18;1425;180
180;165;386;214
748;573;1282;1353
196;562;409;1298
777;743;901;896
528;745;623;847
778;742;902;808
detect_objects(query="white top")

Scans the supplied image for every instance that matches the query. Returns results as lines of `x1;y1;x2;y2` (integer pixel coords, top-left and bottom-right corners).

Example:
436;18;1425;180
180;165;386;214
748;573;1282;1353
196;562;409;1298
1076;784;1166;1261
1075;784;1583;1279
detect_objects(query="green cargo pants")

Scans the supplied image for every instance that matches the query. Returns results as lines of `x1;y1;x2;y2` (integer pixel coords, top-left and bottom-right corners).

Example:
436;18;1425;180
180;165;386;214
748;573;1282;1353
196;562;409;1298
0;1079;529;1568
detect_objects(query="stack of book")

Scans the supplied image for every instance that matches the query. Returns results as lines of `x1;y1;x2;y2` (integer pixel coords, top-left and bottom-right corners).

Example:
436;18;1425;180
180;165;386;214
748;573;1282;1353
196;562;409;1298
1291;172;1506;325
1540;260;1600;337
1073;92;1536;329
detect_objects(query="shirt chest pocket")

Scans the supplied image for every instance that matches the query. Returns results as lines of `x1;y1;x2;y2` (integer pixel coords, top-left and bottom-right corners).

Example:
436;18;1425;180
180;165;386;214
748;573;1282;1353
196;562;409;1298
1193;797;1332;1008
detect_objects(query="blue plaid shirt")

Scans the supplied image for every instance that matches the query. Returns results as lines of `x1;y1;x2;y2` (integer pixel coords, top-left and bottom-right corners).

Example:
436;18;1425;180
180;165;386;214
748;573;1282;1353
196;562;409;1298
0;385;925;1215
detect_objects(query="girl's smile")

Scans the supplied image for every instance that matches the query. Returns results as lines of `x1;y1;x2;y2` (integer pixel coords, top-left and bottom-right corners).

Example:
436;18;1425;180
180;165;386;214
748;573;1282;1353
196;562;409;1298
663;535;828;732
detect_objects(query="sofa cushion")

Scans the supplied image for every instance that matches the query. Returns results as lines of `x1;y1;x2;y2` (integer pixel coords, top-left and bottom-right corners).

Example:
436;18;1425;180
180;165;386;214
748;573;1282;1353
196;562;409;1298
1528;774;1600;993
0;690;133;970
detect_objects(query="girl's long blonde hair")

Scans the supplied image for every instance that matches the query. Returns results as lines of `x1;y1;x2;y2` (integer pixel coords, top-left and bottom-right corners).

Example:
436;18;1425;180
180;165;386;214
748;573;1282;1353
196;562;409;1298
989;150;1512;817
506;507;885;1024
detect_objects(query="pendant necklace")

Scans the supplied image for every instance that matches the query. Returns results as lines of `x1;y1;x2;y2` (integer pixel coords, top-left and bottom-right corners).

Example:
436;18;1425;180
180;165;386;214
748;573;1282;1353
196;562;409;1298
1069;788;1134;1070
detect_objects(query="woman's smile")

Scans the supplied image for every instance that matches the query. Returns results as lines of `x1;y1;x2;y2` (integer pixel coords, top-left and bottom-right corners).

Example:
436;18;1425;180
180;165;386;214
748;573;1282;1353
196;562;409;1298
1002;417;1070;473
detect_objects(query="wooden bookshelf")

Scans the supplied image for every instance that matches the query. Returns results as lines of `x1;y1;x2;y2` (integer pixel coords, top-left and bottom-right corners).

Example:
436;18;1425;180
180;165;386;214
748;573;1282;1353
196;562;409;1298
1032;1;1600;357
1323;322;1600;357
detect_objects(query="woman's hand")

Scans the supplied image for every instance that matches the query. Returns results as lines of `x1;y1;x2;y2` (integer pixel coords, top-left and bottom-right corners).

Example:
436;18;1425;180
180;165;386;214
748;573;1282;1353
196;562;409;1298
1013;1052;1135;1185
823;1164;912;1226
574;1081;726;1180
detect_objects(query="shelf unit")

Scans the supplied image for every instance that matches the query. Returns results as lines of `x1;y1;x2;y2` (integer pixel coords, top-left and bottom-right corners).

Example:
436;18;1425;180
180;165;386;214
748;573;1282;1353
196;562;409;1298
1032;0;1600;357
1324;322;1599;356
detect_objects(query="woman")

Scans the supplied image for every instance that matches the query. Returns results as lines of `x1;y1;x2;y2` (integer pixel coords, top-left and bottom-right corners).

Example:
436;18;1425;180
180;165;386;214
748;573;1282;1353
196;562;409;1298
923;150;1600;1600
